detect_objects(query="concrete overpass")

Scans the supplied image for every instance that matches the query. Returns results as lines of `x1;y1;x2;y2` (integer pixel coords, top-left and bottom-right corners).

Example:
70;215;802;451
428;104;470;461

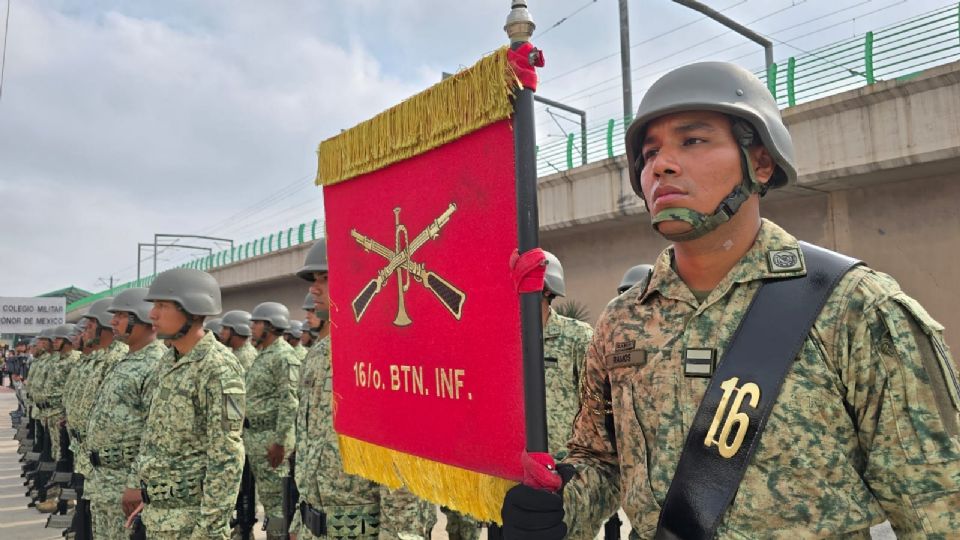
73;60;960;351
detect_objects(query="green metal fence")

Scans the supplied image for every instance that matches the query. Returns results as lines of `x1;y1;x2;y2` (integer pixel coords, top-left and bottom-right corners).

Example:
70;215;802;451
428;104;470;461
535;3;960;175
69;5;960;312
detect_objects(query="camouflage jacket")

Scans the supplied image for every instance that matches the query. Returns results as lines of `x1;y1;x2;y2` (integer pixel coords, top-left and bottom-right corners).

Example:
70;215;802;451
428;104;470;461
43;350;80;417
543;308;593;458
564;220;960;538
27;351;55;412
244;337;300;448
134;331;246;538
293;344;308;361
64;350;97;475
232;341;257;373
86;339;165;505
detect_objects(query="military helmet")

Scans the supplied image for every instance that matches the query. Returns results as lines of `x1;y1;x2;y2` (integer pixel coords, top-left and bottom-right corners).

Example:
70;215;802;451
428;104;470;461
543;251;566;297
296;239;328;281
144;268;222;316
37;327;55;341
220;310;253;337
51;323;78;340
250;302;291;330
204;317;223;334
285;320;303;339
625;61;796;199
302;292;315;311
618;264;654;295
83;297;116;327
107;288;153;323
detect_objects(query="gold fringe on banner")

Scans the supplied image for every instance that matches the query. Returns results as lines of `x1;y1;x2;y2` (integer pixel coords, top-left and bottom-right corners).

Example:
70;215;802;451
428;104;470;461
338;435;517;523
317;47;518;186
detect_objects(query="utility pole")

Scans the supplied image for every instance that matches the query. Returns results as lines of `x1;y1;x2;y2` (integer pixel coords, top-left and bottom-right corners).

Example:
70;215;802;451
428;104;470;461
618;0;633;120
672;0;774;69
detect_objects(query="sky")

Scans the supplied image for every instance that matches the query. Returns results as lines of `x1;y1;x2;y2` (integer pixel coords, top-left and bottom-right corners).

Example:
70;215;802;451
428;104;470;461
0;0;953;296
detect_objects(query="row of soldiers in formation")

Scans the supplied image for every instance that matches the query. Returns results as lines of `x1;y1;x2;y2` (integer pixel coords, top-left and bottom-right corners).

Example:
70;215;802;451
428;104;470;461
10;238;650;540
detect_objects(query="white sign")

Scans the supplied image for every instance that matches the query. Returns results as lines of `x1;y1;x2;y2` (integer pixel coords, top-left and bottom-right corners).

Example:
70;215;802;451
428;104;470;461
0;297;67;334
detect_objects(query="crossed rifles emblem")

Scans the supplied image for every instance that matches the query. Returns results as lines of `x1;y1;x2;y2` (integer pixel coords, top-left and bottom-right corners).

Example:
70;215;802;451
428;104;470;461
350;202;466;327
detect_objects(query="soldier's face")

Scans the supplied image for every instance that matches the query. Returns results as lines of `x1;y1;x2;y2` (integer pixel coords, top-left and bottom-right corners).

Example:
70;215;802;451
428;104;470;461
305;310;320;328
82;318;97;343
219;327;232;343
111;311;131;337
251;320;267;340
150;300;186;336
310;272;329;311
638;111;773;236
53;338;66;351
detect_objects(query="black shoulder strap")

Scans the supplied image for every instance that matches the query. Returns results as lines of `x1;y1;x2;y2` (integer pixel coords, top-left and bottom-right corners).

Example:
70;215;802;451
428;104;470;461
655;242;860;540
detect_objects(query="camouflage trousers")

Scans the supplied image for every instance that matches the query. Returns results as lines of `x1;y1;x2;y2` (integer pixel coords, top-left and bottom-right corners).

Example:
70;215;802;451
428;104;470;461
243;430;286;535
441;507;481;540
92;499;128;540
42;414;62;461
378;486;436;540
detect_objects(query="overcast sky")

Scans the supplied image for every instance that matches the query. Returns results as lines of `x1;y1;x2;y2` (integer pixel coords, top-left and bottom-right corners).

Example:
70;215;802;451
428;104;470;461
0;0;951;296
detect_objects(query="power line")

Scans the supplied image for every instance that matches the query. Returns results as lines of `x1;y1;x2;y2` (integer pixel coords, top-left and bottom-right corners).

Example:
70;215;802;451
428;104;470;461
0;0;11;102
537;0;600;40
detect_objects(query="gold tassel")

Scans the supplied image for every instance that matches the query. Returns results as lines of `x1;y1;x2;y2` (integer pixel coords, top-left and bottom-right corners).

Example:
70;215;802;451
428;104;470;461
338;435;517;524
317;47;518;186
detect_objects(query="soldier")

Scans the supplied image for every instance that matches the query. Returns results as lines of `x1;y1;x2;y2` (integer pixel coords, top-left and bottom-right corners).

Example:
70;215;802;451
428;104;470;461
299;295;318;350
123;268;245;539
245;301;301;539
206;317;224;343
501;61;960;538
64;297;130;520
616;264;654;296
86;288;166;539
289;240;435;540
219;310;257;373
283;321;308;360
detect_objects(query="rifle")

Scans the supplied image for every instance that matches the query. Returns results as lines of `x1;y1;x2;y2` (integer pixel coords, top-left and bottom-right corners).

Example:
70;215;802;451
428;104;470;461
130;514;146;540
282;453;300;537
230;457;257;539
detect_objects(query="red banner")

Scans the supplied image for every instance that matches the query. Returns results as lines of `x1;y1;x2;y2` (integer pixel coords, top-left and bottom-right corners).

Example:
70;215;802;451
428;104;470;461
324;119;525;481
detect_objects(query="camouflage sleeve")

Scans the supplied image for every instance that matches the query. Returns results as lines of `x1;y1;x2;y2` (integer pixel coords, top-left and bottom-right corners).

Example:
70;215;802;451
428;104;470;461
836;270;960;535
573;325;594;408
561;314;621;540
194;364;245;538
274;352;300;449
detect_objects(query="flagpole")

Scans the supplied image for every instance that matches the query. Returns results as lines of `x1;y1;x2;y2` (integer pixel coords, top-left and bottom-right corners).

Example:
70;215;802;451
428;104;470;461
506;1;548;455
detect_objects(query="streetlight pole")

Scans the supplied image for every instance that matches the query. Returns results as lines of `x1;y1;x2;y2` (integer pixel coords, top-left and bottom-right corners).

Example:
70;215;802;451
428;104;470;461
618;0;633;120
137;243;214;281
151;234;234;276
672;0;774;69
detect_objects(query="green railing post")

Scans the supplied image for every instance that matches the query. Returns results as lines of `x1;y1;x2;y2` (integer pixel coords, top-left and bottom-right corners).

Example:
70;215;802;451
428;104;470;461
606;119;615;158
259;237;265;255
766;62;778;99
565;133;575;170
298;223;305;244
865;31;875;84
287;227;294;248
787;57;797;107
311;219;318;240
268;233;274;252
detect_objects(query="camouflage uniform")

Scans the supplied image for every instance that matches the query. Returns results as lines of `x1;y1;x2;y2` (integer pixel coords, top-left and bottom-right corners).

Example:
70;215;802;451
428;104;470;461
63;349;97;474
563;220;960;538
86;339;165;539
289;337;435;539
243;337;300;536
133;331;246;539
68;340;129;483
293;343;308;361
26;350;52;422
233;342;257;373
35;351;69;460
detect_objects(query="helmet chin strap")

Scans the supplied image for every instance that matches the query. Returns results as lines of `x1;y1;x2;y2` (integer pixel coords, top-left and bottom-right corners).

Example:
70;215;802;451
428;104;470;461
157;305;199;341
646;119;768;242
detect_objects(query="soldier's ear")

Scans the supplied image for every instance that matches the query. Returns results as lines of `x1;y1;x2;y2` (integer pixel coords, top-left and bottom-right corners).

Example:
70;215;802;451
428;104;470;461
750;145;775;185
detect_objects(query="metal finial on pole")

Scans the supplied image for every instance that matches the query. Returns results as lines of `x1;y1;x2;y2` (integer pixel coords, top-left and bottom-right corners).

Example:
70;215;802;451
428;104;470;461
504;1;536;44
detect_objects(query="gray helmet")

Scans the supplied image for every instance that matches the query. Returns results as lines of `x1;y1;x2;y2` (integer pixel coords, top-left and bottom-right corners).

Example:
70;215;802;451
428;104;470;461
108;288;153;323
51;324;78;340
284;320;303;339
618;264;654;295
302;292;315;311
250;302;291;330
84;297;116;327
145;268;222;316
625;61;796;198
203;317;223;334
220;310;252;337
543;251;566;297
37;327;55;341
296;239;328;281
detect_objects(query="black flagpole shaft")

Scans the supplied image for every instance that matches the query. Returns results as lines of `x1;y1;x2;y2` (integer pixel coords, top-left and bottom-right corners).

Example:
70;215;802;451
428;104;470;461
513;83;548;454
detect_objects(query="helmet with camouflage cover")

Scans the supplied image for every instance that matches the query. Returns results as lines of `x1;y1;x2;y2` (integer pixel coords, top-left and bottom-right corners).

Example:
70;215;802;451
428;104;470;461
284;320;303;339
625;61;797;241
250;302;291;331
220;310;253;337
84;297;116;328
108;288;153;325
296;239;328;281
144;268;222;316
543;250;566;298
618;264;654;295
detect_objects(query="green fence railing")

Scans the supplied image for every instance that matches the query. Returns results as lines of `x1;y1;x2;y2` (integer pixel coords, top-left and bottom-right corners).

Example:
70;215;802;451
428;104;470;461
535;3;960;176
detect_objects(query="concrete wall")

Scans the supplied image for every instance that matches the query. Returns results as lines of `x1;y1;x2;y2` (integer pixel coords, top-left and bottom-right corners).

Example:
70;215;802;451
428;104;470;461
210;242;315;322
